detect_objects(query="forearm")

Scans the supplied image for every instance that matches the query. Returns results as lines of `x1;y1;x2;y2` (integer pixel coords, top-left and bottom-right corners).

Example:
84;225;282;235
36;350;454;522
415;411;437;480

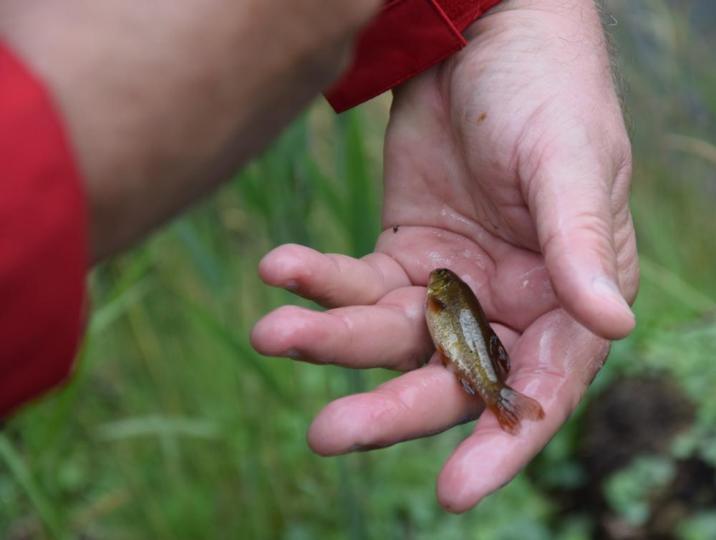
0;0;379;262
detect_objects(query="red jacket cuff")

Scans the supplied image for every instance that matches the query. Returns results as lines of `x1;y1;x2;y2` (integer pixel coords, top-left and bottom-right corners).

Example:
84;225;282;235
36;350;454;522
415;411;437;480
325;0;502;112
0;42;88;417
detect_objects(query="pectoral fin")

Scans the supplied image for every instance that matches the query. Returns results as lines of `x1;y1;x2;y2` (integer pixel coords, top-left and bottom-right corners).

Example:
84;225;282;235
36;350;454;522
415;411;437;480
460;378;476;396
435;349;449;368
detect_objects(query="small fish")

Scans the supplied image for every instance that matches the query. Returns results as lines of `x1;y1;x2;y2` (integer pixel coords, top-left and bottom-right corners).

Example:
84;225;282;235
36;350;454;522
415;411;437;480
425;268;544;435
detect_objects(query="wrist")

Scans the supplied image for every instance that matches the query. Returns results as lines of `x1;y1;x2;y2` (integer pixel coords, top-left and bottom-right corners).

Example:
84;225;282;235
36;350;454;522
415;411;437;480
467;0;604;36
325;0;504;112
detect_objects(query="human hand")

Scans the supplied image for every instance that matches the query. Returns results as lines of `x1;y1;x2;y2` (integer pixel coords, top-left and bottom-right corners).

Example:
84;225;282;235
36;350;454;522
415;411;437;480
384;0;638;340
252;0;639;512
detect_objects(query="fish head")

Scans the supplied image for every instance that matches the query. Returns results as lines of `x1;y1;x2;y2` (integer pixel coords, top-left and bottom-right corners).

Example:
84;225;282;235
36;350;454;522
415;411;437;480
427;268;461;298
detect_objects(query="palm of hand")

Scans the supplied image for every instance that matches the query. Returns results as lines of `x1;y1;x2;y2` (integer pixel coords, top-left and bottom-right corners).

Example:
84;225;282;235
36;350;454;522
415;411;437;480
253;8;636;512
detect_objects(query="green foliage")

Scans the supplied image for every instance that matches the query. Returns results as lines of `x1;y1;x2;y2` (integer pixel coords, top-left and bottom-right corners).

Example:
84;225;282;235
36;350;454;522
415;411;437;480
642;322;716;467
677;512;716;540
604;456;675;527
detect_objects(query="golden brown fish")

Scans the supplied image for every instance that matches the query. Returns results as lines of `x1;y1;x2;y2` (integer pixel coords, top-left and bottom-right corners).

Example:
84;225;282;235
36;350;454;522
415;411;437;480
425;268;544;435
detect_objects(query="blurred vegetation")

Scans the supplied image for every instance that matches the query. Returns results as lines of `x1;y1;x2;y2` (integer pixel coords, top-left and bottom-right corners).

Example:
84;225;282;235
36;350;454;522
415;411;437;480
2;1;716;538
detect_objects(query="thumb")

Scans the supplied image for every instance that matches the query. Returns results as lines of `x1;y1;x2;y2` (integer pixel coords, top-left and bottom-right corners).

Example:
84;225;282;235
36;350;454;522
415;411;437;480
525;149;635;340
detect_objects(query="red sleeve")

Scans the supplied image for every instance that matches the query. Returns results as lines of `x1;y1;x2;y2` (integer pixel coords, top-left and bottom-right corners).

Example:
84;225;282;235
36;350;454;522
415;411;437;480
325;0;502;112
0;42;88;417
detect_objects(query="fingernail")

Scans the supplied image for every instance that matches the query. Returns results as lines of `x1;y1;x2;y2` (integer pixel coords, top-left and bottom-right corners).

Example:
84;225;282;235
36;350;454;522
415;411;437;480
347;443;384;453
284;280;298;291
592;277;635;319
284;348;301;359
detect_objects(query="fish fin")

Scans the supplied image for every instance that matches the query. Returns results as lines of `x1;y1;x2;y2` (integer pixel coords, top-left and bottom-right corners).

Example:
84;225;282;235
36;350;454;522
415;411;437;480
491;386;545;435
459;378;476;396
436;349;449;367
489;334;510;379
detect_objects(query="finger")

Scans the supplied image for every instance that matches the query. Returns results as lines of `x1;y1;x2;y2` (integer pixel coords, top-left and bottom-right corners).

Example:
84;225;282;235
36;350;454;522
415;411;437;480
436;309;609;513
308;363;482;455
524;144;635;340
258;243;410;308
251;286;433;370
307;325;520;455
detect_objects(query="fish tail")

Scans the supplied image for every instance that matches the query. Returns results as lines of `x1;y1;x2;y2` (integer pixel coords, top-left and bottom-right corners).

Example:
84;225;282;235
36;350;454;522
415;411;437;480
491;386;545;435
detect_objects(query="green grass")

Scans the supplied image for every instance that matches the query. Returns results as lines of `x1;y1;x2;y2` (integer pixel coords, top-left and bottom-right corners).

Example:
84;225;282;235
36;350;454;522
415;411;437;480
2;3;716;538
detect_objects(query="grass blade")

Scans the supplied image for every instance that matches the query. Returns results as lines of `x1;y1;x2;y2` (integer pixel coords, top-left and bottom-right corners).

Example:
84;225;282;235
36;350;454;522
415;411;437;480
0;435;66;539
178;297;290;404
